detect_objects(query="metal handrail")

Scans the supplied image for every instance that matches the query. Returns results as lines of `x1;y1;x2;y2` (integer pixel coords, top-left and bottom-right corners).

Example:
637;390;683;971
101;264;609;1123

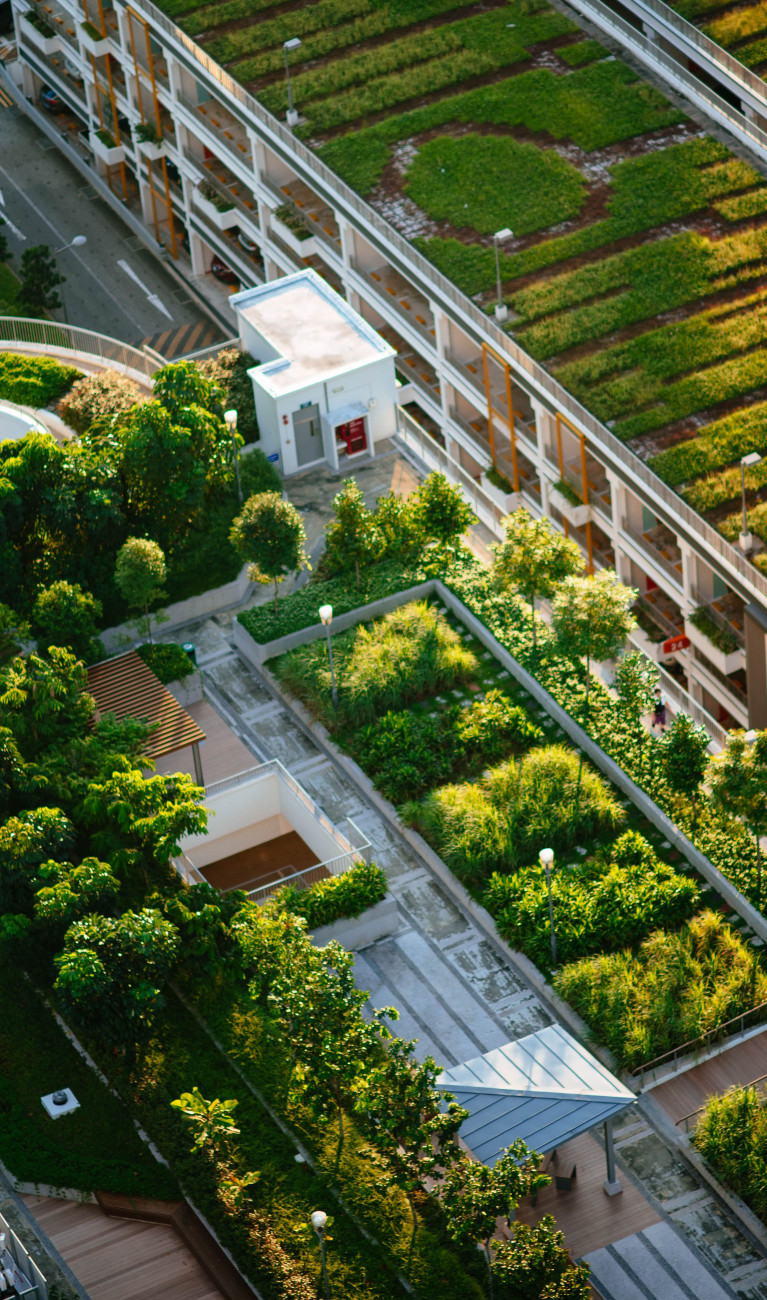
247;846;365;905
632;998;767;1085
0;315;160;380
676;1069;767;1133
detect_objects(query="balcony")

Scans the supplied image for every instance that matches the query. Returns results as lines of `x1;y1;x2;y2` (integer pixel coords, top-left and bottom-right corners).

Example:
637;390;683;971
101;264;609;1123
189;153;259;228
354;258;436;350
79;19;111;56
90;129;124;165
19;11;62;55
685;591;746;676
631;591;685;662
179;91;252;169
269;203;318;258
273;178;341;255
620;518;684;593
379;322;441;407
690;645;748;716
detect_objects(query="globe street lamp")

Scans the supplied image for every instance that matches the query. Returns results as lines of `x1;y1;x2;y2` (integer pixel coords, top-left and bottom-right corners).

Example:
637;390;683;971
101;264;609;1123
224;408;243;504
493;227;512;323
740;451;761;553
53;234;88;324
319;604;338;709
539;846;556;966
310;1209;330;1300
283;37;302;127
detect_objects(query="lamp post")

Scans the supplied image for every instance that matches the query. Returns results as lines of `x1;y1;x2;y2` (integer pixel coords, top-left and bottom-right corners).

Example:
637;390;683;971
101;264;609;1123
740;451;761;553
493;227;512;323
53;234;87;324
283;37;302;126
319;604;338;710
310;1210;330;1300
539;847;556;967
224;408;243;503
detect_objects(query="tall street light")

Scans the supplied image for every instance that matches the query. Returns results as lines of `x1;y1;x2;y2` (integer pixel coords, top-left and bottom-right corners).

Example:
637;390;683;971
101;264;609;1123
283;37;302;127
539;846;556;967
224;408;243;504
319;604;338;710
310;1210;330;1300
740;451;761;553
493;227;512;323
53;234;87;324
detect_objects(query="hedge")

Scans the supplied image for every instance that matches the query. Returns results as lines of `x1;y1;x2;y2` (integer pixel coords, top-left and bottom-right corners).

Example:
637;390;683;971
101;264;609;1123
275;860;388;928
0;352;80;408
137;641;195;684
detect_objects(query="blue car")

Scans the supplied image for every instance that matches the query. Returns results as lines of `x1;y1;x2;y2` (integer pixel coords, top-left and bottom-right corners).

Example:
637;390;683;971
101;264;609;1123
40;85;65;113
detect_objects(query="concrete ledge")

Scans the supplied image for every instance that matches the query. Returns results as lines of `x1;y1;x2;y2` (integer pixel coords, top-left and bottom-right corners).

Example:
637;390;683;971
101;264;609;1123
310;895;400;950
102;568;252;652
167;672;204;707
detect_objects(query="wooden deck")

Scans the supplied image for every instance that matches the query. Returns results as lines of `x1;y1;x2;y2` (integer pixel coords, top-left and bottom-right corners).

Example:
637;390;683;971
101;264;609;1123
514;1132;661;1258
650;1028;767;1127
21;1196;225;1300
154;700;254;787
202;830;321;892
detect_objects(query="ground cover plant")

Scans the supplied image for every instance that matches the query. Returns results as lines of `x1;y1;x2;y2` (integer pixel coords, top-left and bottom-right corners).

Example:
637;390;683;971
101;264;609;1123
555;909;767;1070
693;1085;767;1222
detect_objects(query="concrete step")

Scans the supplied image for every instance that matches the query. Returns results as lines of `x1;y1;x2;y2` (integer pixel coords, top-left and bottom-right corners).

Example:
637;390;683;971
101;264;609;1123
585;1222;739;1300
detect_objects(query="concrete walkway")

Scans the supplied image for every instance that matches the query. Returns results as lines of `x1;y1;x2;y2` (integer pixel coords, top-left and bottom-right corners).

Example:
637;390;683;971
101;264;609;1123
173;609;767;1299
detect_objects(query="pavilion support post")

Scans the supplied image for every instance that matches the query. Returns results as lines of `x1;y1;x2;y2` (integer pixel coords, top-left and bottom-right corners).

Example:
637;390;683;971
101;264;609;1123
192;742;204;787
603;1119;622;1196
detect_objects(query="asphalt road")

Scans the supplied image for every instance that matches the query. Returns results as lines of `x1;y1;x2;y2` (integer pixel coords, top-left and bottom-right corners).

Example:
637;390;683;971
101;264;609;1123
0;98;223;350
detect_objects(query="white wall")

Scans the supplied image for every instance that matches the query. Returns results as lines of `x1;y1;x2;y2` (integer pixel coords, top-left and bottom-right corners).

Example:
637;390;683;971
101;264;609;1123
181;768;346;867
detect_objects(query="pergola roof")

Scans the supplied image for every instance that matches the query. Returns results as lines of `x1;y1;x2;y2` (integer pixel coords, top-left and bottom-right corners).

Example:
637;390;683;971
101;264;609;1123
436;1024;635;1167
87;650;205;761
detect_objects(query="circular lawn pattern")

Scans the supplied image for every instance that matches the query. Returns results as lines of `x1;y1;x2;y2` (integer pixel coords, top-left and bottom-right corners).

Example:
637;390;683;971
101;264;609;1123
404;132;587;236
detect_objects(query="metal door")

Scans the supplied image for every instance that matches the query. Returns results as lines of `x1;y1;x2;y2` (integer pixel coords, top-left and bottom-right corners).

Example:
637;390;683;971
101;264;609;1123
293;403;323;466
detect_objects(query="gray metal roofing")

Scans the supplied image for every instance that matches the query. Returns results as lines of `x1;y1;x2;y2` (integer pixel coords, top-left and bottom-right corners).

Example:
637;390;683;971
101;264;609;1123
436;1024;635;1166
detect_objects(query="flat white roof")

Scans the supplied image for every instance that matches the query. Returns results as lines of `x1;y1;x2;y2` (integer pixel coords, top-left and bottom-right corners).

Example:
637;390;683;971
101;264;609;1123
232;269;395;398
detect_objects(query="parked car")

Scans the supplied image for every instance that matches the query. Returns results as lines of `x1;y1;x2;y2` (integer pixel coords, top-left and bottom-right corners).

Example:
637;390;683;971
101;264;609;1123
40;85;65;113
210;255;239;287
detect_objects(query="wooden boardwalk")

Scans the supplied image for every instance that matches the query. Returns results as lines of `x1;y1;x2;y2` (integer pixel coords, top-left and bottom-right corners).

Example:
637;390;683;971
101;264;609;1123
650;1027;767;1127
514;1132;661;1258
154;700;254;787
22;1196;225;1300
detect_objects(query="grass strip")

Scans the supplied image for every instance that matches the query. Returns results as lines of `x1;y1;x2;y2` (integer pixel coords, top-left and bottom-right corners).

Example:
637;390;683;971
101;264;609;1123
651;400;767;483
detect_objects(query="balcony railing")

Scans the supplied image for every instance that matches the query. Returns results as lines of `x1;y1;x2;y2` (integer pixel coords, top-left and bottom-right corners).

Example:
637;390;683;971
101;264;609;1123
633;999;767;1089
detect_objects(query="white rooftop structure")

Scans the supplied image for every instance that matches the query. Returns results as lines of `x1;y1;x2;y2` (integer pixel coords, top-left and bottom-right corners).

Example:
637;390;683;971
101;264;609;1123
437;1023;635;1194
232;270;398;476
0;402;48;443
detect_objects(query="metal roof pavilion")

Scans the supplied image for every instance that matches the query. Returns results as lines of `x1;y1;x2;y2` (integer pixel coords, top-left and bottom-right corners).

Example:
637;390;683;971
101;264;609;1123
436;1024;635;1194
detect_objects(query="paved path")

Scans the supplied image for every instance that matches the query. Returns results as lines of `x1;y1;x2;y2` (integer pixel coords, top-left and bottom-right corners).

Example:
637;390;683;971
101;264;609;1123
174;609;767;1299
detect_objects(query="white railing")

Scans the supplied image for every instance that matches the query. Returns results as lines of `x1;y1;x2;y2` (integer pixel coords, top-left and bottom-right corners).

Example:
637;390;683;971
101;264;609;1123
0;316;160;381
0;1210;47;1300
247;845;365;905
121;0;767;615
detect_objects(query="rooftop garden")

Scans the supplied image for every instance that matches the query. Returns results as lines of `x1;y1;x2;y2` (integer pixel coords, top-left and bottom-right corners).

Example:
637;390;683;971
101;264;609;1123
156;0;767;571
669;0;767;79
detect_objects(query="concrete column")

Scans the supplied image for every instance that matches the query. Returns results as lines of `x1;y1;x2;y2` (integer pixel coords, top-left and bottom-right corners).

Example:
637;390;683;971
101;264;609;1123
746;603;767;728
642;21;659;42
192;742;204;787
679;542;696;616
603;1119;622;1196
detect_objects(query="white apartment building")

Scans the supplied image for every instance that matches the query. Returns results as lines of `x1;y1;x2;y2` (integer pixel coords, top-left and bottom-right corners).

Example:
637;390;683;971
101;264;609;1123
7;0;767;736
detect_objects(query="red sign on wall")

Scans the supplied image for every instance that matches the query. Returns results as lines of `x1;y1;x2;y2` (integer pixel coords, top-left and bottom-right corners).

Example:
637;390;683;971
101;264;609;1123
662;634;690;655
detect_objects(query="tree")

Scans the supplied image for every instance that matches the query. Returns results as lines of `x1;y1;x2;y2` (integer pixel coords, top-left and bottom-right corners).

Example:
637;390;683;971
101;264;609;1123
414;472;475;553
661;711;710;828
710;730;767;908
81;767;207;889
552;570;637;729
614;650;658;778
0;603;29;664
492;509;583;649
198;347;259;442
59;368;142;436
34;857;120;927
492;1216;591;1300
18;245;62;315
115;537;166;644
0;806;75;914
324;479;379;590
54;907;180;1052
230;492;308;613
171;1086;241;1154
268;941;396;1172
118;403;207;550
440;1144;547;1299
354;1038;467;1269
32;580;103;663
152;359;223;419
0;646;93;757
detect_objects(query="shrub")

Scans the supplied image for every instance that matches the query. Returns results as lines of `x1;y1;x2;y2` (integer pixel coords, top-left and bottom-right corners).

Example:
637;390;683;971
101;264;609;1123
275;860;388;928
650;400;767;485
32;580;104;663
353;689;543;803
137;640;194;684
486;831;700;967
406;745;624;886
693;1086;767;1221
59;368;142;435
559;38;607;65
0;352;80;407
199;348;260;444
688;606;738;654
554;909;767;1069
272;600;477;729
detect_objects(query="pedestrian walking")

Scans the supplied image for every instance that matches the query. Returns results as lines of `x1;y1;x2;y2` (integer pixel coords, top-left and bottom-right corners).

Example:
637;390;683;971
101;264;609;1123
652;686;667;733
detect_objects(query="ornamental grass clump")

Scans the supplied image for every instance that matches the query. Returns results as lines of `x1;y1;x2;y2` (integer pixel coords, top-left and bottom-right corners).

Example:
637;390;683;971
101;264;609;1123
406;744;623;886
272;601;476;729
693;1085;767;1220
554;909;767;1070
486;831;700;968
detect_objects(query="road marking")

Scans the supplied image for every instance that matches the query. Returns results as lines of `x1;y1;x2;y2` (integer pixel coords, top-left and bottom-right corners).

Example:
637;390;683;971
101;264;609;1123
0;189;27;243
117;259;173;320
0;86;13;108
0;159;145;332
